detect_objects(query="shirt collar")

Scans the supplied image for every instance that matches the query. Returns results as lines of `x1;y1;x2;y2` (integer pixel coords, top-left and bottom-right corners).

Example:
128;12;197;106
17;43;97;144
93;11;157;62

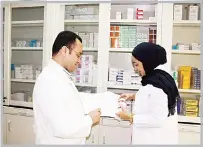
49;59;74;81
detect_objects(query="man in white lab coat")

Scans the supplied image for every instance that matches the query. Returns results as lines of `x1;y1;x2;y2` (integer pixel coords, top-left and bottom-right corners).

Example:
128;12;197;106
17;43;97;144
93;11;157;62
32;31;101;144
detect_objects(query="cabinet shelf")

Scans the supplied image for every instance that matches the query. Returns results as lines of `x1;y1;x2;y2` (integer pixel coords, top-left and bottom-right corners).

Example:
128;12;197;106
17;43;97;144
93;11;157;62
11;47;43;51
75;83;96;87
109;48;133;53
173;20;201;27
83;47;98;51
178;115;200;124
9;100;33;108
178;89;201;94
172;50;200;55
107;83;141;90
65;19;99;25
11;79;36;83
110;19;157;26
11;20;44;27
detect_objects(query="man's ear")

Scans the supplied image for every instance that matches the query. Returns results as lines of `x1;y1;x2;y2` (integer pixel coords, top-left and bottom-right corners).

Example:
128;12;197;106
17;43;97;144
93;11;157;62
61;46;69;56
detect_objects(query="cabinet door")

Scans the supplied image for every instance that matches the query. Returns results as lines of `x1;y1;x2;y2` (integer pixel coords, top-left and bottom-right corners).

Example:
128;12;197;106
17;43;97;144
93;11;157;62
99;125;132;145
6;114;35;144
3;114;7;144
179;132;200;144
86;125;100;144
178;124;200;145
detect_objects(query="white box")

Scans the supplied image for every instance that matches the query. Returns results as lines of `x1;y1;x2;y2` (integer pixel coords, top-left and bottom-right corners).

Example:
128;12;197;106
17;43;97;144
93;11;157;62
116;12;122;20
189;5;199;20
15;73;23;79
174;5;183;20
93;33;98;48
127;8;134;20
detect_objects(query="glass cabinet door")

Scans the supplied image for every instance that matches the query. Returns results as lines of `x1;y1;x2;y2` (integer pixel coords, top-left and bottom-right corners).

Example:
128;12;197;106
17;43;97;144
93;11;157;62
10;6;44;108
64;3;99;93
108;3;157;94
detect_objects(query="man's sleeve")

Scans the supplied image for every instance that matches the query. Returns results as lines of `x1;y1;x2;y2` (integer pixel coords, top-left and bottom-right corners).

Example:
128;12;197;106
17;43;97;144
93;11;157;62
37;80;93;139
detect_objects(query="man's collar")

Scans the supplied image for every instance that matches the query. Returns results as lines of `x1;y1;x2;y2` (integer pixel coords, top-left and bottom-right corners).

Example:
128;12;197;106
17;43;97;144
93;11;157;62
50;59;74;80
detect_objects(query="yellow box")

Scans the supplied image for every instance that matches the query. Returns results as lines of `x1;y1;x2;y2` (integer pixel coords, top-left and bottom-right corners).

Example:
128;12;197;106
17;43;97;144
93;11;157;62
178;66;192;89
184;99;199;106
183;105;199;112
184;111;198;117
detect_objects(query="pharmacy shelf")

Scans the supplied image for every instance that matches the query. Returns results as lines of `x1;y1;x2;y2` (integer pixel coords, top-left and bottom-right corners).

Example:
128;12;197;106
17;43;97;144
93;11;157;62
178;89;201;94
178;115;200;124
11;47;43;51
75;83;96;87
110;19;157;26
172;50;200;55
11;79;36;83
107;83;141;90
64;19;99;25
109;48;133;53
173;20;201;27
11;20;44;27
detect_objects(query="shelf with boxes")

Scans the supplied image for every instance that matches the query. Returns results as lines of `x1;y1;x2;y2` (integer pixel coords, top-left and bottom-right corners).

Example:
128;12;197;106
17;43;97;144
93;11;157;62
108;3;157;91
172;3;201;123
64;4;99;93
7;6;45;107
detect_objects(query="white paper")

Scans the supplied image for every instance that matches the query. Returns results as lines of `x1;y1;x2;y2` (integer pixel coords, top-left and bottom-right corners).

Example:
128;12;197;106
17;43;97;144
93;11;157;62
79;91;120;118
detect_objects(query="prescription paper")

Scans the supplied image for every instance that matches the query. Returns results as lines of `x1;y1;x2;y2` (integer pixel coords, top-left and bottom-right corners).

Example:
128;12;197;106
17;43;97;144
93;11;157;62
79;91;120;118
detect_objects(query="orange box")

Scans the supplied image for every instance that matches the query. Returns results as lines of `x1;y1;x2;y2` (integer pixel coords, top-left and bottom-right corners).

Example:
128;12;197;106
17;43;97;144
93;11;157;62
115;32;120;37
110;37;118;48
110;26;115;31
115;26;120;31
110;32;114;37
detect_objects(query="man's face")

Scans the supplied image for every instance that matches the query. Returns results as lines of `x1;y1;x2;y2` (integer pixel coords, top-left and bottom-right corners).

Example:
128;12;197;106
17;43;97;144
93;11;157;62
63;39;83;72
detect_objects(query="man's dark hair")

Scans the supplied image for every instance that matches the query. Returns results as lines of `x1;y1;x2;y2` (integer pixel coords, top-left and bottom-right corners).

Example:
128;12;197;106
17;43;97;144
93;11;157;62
52;31;82;56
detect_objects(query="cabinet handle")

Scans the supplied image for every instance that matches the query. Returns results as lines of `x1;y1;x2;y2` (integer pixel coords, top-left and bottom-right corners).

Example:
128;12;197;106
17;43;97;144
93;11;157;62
92;133;94;143
103;133;105;144
8;120;11;131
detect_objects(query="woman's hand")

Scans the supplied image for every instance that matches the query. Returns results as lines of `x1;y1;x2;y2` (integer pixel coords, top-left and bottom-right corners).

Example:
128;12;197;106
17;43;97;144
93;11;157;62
116;111;134;124
119;93;135;101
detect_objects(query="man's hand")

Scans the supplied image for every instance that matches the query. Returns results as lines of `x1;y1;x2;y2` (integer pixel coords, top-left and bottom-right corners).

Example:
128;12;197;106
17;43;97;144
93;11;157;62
88;108;101;125
119;93;135;101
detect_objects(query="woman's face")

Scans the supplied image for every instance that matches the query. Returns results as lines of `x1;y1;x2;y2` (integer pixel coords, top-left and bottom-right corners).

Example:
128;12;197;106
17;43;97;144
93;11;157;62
131;56;146;77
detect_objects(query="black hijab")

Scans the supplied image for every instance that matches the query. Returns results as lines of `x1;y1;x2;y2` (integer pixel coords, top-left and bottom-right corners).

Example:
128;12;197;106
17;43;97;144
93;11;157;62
132;42;180;117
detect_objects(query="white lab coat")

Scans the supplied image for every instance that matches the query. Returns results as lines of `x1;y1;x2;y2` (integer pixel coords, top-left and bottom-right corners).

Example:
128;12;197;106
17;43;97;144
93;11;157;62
32;59;93;144
132;65;178;145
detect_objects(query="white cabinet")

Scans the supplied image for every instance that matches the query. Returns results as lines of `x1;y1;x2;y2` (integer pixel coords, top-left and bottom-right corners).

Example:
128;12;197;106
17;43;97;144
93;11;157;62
3;107;35;144
3;114;7;144
6;114;35;144
178;124;200;145
86;118;132;145
86;125;100;144
99;125;132;145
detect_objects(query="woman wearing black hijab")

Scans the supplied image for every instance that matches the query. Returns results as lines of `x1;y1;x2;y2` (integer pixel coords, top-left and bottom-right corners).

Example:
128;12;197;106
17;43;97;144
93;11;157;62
116;42;180;144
